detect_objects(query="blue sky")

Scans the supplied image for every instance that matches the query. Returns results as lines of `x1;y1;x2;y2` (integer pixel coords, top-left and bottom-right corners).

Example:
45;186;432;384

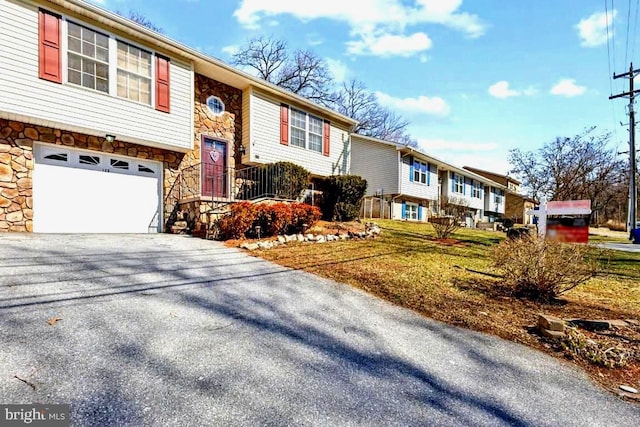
90;0;634;174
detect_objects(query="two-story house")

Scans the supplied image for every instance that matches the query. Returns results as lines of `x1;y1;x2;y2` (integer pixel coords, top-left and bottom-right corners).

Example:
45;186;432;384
0;0;355;234
351;134;506;226
438;167;506;227
463;166;537;225
351;135;439;222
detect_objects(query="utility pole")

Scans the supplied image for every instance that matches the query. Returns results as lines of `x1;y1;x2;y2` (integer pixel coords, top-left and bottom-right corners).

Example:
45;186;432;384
610;62;640;238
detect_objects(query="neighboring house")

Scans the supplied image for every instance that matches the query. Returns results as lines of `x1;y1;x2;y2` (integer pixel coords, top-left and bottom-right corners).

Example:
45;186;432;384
351;134;506;226
463;166;538;225
438;168;506;227
351;135;439;222
0;0;355;234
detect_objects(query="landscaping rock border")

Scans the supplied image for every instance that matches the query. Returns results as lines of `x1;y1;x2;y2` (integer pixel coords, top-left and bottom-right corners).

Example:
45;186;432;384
238;223;382;251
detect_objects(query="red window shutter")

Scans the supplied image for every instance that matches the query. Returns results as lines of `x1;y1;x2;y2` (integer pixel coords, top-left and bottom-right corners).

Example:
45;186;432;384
323;120;330;156
38;10;61;83
155;55;170;113
280;104;289;145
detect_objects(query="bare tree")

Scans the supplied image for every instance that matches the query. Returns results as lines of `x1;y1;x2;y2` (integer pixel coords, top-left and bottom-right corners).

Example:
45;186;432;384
508;127;627;225
231;37;287;82
333;79;416;146
231;36;333;106
231;38;416;144
116;10;164;33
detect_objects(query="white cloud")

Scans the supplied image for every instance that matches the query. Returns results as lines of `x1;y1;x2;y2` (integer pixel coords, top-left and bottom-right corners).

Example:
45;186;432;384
576;10;616;47
375;92;450;116
550;79;587;97
418;138;498;152
326;58;349;83
221;45;239;56
488;81;520;98
233;0;486;57
346;32;432;56
416;138;511;174
488;81;538;98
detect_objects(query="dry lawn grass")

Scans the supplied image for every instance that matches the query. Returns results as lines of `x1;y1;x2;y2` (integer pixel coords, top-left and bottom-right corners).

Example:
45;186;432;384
247;219;640;398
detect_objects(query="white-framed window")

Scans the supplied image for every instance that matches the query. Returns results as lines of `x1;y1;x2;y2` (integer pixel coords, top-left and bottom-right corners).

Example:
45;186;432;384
290;108;306;148
472;181;482;198
308;115;323;153
494;189;503;204
117;41;152;104
64;19;162;107
288;108;324;152
412;160;428;184
67;22;109;93
453;174;464;194
406;202;419;220
206;96;225;115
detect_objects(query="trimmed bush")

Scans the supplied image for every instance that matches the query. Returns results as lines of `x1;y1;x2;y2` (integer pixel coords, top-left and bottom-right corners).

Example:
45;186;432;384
217;201;258;239
217;202;320;240
491;234;599;301
319;175;367;221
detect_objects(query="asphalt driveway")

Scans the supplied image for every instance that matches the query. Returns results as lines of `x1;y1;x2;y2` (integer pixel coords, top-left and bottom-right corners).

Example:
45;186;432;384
0;234;638;426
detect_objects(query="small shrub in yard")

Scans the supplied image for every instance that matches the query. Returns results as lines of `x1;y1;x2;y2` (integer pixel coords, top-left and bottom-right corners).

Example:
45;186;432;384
430;217;459;240
217;202;258;239
318;175;367;221
218;202;320;239
491;234;599;301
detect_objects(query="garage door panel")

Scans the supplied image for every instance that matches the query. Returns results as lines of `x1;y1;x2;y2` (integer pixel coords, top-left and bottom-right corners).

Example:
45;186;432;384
33;146;162;233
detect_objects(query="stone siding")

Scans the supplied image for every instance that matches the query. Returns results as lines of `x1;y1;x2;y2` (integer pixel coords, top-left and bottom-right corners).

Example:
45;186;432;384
1;74;243;234
0;118;184;232
177;74;243;231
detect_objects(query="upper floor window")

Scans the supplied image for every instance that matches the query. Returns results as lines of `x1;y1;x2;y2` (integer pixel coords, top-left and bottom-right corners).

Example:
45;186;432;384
117;41;152;104
308;115;323;153
67;22;109;93
494;189;504;204
288;108;324;153
37;10;170;112
471;181;482;198
280;103;330;156
453;173;464;194
413;159;428;184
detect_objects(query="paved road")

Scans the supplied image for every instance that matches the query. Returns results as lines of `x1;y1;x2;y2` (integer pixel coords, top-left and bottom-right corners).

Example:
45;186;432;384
0;234;638;426
596;242;640;253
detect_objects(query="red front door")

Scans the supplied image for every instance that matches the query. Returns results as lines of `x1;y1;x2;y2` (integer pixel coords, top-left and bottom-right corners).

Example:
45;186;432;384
201;137;227;197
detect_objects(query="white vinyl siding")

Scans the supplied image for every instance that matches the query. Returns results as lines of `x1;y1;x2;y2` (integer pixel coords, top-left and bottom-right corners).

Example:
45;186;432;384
441;172;485;211
485;186;506;214
350;136;399;195
246;89;350;176
0;1;193;151
400;155;438;201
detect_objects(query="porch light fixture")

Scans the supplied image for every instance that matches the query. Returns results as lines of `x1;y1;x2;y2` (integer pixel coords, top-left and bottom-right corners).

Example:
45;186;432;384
238;144;246;155
105;134;116;143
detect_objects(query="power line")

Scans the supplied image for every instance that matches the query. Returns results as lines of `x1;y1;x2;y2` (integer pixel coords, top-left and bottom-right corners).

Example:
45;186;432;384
606;0;614;95
632;0;639;60
625;0;632;65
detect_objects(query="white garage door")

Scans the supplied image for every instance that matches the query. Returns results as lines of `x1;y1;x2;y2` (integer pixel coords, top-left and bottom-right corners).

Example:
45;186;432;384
33;144;162;233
